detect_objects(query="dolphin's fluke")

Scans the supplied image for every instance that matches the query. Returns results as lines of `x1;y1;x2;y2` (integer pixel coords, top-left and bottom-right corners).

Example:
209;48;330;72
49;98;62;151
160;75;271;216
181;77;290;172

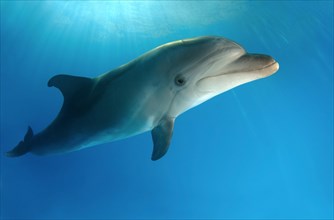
6;126;33;157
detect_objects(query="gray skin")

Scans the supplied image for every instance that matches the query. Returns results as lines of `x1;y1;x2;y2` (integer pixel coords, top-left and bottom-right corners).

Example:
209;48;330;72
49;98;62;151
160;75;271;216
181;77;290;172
6;36;279;160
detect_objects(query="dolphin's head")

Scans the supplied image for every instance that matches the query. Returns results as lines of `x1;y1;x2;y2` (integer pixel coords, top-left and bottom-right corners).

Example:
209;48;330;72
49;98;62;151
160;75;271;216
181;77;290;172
157;36;279;117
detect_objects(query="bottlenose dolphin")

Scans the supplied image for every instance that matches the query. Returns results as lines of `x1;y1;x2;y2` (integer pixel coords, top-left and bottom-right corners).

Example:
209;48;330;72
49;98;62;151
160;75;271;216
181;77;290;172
6;36;279;160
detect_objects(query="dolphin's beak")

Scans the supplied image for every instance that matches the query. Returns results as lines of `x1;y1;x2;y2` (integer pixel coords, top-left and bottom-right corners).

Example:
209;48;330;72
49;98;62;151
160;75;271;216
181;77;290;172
196;53;279;93
232;54;279;77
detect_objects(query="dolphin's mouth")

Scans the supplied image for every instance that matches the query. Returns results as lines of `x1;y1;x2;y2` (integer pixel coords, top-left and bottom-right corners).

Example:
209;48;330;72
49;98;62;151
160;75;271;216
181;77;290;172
250;61;278;72
196;55;279;93
257;60;279;74
222;54;279;76
223;60;279;76
257;60;279;76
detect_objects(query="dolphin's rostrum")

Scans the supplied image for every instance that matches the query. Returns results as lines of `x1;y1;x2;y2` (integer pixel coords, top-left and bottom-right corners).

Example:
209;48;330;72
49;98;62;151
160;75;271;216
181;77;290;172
6;36;279;160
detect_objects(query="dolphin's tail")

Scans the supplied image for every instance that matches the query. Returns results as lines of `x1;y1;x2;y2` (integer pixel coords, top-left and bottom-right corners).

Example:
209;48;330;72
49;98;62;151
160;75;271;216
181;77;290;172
6;126;33;157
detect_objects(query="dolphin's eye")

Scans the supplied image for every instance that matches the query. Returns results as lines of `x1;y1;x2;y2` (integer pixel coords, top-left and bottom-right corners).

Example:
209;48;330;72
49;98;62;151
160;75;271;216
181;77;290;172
175;75;186;86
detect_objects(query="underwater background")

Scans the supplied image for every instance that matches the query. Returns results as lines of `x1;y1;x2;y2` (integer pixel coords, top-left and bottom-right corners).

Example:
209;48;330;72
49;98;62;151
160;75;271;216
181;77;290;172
1;1;333;219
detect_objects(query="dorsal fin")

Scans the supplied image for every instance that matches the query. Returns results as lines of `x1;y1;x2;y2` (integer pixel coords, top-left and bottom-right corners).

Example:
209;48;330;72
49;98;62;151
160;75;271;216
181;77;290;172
48;74;95;111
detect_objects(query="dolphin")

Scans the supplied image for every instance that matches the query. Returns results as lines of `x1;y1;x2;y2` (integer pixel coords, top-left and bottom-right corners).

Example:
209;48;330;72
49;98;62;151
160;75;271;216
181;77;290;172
6;36;279;160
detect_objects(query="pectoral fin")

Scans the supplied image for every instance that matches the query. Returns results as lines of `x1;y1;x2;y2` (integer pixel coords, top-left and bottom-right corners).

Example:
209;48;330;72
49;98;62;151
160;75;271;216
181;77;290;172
151;118;175;161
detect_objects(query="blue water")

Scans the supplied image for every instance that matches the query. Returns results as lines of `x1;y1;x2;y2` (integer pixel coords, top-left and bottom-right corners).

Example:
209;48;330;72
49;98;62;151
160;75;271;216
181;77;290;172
1;1;333;219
